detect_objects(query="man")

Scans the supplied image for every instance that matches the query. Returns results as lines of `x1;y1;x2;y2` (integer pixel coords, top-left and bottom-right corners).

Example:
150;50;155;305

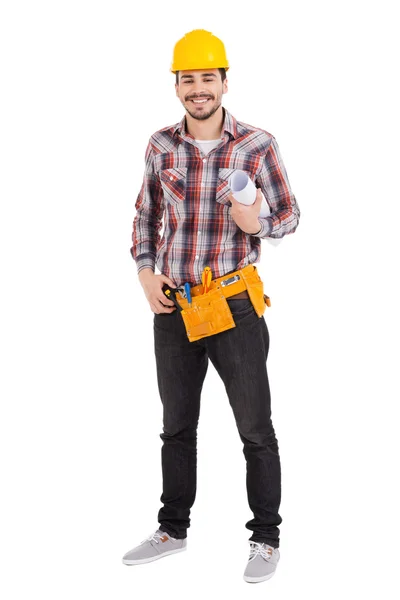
123;29;300;583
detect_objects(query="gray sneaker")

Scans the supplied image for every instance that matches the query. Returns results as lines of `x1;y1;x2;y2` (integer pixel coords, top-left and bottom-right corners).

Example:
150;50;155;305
243;541;280;583
122;529;187;565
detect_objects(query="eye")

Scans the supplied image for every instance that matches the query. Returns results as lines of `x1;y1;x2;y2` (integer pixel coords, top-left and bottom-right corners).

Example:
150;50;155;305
184;79;213;83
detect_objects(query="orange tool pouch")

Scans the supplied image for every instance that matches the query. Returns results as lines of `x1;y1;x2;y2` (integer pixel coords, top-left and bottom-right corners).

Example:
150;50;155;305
176;264;271;343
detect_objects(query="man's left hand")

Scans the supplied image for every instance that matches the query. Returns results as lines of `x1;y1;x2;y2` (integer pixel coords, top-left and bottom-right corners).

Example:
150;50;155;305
228;188;263;235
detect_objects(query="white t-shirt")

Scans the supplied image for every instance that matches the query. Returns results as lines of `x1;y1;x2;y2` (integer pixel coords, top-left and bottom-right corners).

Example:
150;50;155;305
194;139;222;155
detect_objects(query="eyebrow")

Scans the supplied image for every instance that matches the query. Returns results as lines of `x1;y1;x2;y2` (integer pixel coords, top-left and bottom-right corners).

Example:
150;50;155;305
180;73;217;80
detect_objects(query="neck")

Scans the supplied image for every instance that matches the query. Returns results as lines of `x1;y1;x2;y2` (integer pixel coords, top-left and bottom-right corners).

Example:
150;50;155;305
185;106;225;140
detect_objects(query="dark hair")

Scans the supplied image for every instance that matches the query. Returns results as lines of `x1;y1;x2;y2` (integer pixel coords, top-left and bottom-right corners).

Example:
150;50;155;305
175;68;226;84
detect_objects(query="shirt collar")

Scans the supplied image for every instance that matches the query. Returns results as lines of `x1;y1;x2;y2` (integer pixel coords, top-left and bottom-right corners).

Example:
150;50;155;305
172;106;238;140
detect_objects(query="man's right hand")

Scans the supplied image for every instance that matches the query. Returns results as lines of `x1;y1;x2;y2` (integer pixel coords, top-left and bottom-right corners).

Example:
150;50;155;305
138;268;177;314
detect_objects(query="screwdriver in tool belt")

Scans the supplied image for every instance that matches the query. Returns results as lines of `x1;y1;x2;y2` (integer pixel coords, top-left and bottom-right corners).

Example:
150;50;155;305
184;282;192;307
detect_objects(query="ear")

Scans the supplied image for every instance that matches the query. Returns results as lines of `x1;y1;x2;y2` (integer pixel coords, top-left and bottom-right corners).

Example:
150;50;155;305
223;79;228;95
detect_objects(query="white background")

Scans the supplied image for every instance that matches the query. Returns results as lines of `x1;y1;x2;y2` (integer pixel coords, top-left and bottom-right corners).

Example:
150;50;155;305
1;0;399;597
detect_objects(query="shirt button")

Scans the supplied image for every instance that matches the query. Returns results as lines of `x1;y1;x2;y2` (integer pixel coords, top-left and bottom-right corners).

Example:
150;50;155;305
202;158;207;163
169;176;173;180
195;255;199;259
198;230;201;234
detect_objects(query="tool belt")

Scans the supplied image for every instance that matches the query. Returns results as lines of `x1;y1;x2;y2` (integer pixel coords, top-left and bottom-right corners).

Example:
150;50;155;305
171;264;271;343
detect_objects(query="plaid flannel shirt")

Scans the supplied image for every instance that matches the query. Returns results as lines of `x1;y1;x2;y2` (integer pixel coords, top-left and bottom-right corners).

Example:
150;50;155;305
130;107;300;288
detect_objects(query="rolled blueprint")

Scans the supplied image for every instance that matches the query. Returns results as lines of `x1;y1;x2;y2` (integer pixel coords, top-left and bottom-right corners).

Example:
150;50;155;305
229;170;270;217
229;170;282;246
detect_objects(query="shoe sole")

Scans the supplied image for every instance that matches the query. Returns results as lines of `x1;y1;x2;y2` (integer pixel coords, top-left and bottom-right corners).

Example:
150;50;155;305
122;546;187;565
243;571;276;583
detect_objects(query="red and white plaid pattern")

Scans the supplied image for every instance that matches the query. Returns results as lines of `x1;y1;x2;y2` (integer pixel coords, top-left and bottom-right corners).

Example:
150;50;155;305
130;107;300;287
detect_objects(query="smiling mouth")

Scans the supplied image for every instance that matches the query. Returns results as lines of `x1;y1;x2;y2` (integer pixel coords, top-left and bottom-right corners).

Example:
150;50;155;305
190;98;211;106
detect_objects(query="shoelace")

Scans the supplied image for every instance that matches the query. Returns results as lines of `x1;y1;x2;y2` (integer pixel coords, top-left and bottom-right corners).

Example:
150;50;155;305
248;541;274;562
141;530;176;545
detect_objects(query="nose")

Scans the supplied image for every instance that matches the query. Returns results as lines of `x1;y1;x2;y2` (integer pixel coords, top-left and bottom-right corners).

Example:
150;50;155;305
190;82;211;98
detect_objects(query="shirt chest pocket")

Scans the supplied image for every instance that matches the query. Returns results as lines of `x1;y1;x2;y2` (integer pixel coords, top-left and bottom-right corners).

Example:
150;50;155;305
216;167;257;207
159;167;188;206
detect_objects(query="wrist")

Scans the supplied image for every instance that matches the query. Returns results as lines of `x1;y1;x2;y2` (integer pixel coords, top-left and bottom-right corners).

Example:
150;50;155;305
138;267;155;282
248;221;262;235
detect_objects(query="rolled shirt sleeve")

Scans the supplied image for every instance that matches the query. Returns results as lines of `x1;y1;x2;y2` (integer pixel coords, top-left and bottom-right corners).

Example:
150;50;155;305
252;136;300;239
130;140;164;274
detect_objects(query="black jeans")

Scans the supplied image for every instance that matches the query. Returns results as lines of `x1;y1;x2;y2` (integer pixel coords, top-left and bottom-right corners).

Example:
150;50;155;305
153;297;282;548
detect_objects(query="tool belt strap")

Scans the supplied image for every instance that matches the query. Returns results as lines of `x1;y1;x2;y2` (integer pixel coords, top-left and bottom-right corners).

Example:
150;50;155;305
193;264;254;297
176;263;267;306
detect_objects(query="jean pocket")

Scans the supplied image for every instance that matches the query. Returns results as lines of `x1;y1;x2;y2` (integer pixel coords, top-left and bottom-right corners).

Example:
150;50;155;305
226;298;255;317
159;167;188;206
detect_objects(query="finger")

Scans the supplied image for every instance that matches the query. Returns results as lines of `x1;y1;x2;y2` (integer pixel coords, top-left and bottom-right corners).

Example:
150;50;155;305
150;302;160;314
158;297;176;311
161;305;176;313
151;301;175;314
161;275;176;288
159;295;175;306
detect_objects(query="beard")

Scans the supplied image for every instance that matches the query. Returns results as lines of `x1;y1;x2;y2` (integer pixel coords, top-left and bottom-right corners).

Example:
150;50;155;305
183;95;222;121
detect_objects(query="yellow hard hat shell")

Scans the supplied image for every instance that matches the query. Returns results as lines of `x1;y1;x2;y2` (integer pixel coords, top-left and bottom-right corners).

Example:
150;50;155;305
171;29;229;74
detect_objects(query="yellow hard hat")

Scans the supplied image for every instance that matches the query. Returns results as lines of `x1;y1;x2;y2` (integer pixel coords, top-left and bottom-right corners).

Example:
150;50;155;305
171;29;229;74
